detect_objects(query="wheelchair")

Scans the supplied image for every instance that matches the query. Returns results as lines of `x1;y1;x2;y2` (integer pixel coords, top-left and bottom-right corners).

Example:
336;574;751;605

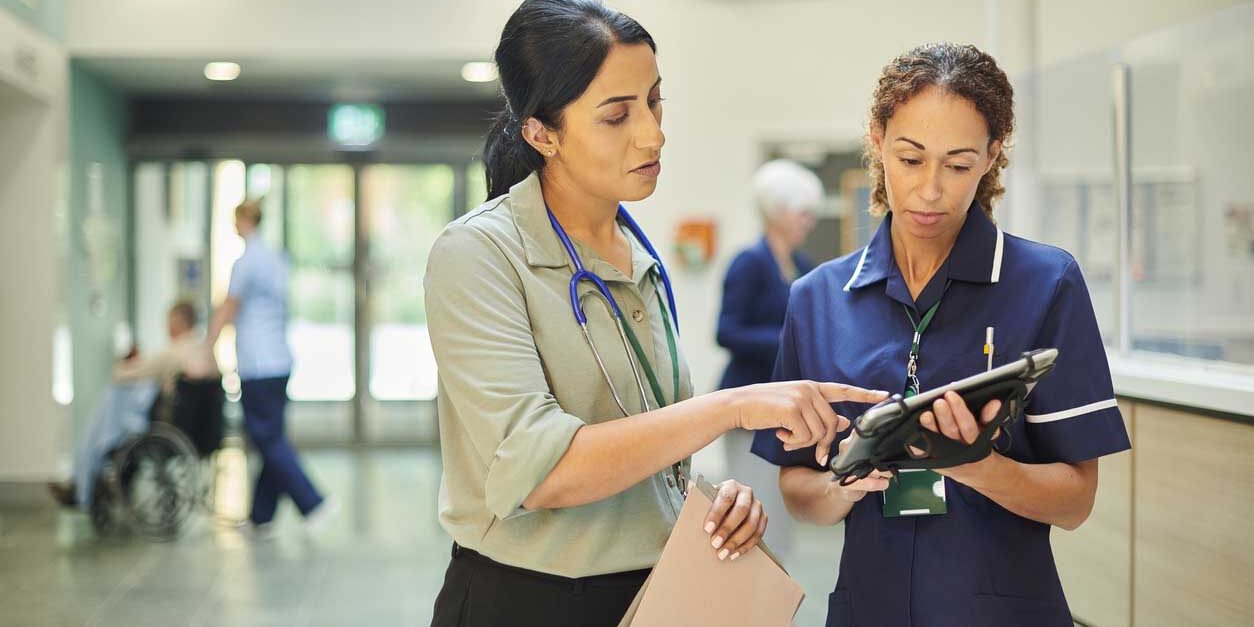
89;375;226;541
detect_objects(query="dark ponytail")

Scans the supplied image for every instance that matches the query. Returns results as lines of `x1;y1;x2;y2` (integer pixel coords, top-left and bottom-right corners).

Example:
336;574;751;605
482;104;545;202
483;0;656;200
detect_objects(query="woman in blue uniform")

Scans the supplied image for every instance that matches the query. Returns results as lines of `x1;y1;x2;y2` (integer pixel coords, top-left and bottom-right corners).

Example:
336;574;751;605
717;159;820;391
752;43;1132;627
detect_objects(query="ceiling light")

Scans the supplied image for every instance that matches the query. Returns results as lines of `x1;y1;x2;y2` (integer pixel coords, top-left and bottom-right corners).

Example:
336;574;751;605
461;61;498;83
204;62;241;81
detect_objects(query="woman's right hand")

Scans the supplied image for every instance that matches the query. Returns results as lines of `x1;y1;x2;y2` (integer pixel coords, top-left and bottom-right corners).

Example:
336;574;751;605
726;381;888;467
830;435;893;502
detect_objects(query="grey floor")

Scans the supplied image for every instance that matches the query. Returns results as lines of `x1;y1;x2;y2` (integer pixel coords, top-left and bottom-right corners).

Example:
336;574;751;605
0;447;846;627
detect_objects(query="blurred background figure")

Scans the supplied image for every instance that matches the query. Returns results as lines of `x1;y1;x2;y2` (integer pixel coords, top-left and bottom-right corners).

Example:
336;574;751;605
208;200;334;534
717;160;820;390
715;159;821;556
48;302;216;509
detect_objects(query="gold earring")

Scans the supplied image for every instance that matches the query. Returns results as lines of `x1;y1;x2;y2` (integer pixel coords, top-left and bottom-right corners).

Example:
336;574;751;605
548;151;555;157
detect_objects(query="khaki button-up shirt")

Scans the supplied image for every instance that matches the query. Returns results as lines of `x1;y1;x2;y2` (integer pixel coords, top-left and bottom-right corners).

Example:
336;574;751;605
425;172;693;578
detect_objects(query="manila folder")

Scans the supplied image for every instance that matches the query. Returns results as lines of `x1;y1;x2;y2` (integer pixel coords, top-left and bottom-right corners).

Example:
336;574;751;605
618;476;805;626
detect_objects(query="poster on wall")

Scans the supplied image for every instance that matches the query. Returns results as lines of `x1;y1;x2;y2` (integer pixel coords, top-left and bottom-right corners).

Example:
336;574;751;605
1040;174;1200;286
1135;179;1201;285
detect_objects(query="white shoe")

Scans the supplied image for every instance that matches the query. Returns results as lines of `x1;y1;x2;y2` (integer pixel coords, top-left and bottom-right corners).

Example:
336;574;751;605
303;496;340;537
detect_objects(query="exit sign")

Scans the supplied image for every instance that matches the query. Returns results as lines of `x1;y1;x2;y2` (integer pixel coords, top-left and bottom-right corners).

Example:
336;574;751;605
329;103;385;148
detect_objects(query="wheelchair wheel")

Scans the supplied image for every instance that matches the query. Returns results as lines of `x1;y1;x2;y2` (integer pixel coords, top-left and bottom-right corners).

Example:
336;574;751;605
89;473;121;537
116;423;200;541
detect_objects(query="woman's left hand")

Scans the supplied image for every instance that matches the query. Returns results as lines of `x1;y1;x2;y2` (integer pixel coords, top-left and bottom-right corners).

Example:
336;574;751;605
914;391;1003;482
918;391;1002;445
702;479;767;562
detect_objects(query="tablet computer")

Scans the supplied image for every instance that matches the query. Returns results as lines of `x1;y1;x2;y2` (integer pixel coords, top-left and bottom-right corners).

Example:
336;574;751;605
830;348;1058;483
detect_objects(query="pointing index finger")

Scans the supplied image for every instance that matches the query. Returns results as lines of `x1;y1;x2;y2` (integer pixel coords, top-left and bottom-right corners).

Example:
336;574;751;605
817;382;890;404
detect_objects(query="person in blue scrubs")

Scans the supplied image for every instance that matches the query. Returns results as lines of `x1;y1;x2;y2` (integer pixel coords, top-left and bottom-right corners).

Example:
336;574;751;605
717;159;819;391
752;43;1131;627
209;200;334;534
717;159;820;556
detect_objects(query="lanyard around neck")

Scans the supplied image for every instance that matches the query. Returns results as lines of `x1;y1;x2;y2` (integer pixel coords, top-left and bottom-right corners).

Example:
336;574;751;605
901;282;950;397
617;273;680;409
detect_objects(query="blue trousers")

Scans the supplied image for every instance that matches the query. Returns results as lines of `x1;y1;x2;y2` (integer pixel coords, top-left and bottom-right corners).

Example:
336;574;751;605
240;376;322;524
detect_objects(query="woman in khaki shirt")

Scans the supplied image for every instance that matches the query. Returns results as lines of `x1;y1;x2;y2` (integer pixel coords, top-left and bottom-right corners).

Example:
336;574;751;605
426;2;886;625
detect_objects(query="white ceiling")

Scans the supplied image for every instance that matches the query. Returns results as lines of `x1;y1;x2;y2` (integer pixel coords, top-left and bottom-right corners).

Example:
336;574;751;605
76;56;501;101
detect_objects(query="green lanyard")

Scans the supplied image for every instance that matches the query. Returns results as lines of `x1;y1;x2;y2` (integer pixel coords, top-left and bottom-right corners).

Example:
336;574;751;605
618;273;680;409
902;286;948;397
616;272;685;495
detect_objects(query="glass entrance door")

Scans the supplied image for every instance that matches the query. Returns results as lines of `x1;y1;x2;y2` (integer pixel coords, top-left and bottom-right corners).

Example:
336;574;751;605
196;160;466;444
360;164;456;441
281;164;357;441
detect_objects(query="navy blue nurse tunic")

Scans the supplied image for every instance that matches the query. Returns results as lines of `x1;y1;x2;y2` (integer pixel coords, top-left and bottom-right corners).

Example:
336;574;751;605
751;206;1131;627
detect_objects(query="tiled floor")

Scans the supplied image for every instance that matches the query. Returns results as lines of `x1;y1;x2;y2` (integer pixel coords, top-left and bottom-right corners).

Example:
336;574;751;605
0;446;848;627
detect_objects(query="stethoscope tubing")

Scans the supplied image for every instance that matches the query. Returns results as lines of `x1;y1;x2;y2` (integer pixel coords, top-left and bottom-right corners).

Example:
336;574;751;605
547;205;677;417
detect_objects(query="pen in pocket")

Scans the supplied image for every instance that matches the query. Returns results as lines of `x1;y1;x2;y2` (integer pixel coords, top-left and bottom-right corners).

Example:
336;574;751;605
984;327;995;371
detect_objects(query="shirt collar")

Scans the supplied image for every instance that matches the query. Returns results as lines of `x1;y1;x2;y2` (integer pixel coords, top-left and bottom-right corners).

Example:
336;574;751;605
509;171;658;285
843;203;1005;292
510;172;569;269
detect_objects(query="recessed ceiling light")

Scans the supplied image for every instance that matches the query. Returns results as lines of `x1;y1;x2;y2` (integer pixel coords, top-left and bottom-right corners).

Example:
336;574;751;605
461;61;498;83
204;62;241;81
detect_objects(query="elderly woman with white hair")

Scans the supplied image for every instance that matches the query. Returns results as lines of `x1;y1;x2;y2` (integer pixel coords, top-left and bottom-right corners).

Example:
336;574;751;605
715;159;822;556
717;159;822;390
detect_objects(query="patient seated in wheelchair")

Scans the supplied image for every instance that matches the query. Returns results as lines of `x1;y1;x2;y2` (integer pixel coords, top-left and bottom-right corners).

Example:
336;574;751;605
48;302;218;510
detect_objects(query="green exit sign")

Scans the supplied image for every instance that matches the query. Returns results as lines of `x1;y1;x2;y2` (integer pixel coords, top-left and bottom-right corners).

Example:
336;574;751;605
329;103;385;147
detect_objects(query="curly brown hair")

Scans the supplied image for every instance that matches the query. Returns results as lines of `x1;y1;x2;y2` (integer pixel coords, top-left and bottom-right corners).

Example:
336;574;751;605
863;42;1014;218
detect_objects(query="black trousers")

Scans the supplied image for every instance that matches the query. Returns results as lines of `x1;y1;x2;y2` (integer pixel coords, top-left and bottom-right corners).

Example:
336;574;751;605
431;544;650;627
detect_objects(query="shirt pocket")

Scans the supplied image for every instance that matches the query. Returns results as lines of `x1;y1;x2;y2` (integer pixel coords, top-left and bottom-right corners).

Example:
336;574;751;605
936;350;1001;385
970;593;1071;627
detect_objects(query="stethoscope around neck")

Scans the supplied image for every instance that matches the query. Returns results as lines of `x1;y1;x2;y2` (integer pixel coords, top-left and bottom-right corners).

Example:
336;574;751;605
546;205;680;417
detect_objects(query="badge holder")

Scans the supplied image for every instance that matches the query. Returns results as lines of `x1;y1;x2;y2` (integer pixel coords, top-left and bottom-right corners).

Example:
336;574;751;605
882;469;947;517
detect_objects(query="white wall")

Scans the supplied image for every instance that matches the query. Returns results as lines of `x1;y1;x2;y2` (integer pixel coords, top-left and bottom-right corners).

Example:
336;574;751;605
1036;0;1247;67
0;9;68;481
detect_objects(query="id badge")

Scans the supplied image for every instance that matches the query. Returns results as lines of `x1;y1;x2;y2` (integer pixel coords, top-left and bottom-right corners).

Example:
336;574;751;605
883;469;947;517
